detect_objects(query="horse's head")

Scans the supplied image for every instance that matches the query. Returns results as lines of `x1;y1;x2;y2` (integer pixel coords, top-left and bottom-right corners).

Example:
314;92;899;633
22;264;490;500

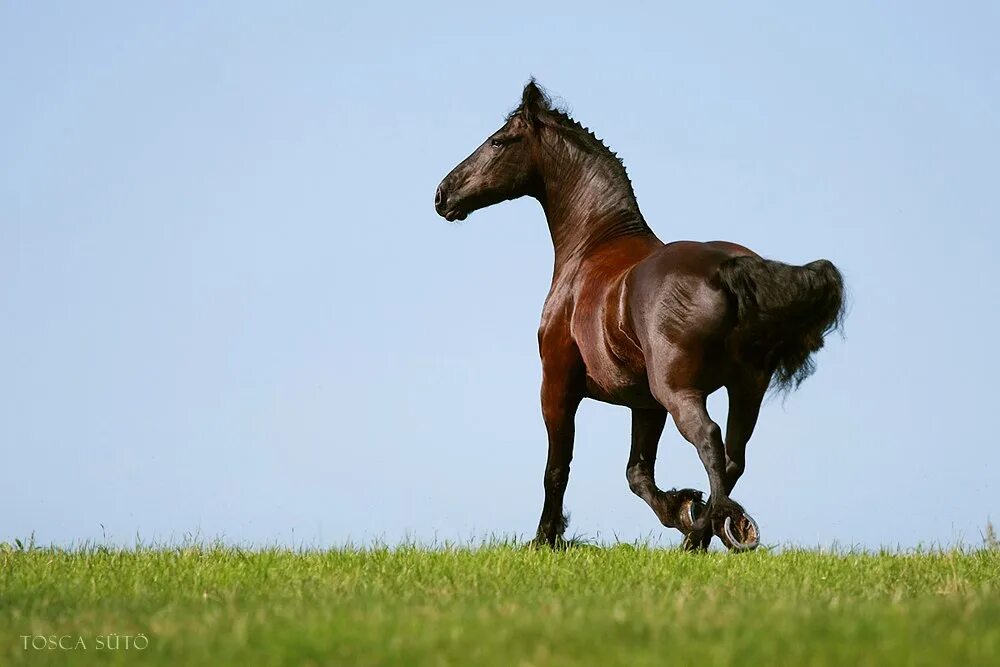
434;80;551;221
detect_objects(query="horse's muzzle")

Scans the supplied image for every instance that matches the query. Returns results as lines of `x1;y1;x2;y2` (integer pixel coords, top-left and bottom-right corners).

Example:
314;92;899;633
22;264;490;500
434;185;445;212
434;184;467;221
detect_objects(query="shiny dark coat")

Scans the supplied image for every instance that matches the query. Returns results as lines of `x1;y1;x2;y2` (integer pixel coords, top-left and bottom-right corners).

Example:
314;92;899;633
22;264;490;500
435;81;844;550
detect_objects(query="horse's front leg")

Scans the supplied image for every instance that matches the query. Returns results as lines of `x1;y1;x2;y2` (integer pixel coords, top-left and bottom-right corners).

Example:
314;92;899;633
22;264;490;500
626;408;707;538
533;346;585;547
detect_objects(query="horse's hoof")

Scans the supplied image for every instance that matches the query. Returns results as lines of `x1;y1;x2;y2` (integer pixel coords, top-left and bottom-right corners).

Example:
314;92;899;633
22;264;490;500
714;512;760;552
681;527;712;551
676;492;706;534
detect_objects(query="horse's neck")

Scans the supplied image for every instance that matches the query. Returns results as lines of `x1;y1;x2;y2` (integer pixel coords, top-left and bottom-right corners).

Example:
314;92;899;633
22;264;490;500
538;159;656;269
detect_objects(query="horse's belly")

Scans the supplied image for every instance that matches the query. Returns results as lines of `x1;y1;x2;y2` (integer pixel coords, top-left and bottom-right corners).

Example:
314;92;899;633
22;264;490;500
582;359;659;408
585;378;660;408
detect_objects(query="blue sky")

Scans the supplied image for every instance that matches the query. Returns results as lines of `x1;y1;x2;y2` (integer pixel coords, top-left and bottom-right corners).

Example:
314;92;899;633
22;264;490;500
2;2;998;548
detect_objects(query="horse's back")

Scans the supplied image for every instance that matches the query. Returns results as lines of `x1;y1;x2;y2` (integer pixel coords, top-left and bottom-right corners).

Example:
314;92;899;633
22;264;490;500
644;240;758;276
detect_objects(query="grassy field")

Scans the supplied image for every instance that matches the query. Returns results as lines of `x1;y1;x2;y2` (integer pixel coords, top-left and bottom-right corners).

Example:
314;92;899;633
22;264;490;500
2;540;999;666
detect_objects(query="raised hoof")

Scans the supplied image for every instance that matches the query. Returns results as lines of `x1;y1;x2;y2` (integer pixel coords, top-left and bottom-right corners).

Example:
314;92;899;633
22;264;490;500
661;488;705;533
677;495;706;534
713;511;760;552
673;490;710;551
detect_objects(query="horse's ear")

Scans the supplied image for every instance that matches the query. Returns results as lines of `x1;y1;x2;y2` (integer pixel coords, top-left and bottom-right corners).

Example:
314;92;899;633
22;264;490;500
520;79;549;126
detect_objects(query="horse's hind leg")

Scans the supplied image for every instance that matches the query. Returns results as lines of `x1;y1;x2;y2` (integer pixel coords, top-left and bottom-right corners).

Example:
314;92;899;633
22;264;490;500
654;385;760;550
662;392;729;528
626;408;705;535
723;374;769;494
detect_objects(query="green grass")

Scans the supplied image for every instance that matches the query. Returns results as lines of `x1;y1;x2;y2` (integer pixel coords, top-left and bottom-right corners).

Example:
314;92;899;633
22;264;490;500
2;540;999;666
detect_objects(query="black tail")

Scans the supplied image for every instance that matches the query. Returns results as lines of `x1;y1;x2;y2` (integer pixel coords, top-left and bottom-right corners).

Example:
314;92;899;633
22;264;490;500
717;256;845;392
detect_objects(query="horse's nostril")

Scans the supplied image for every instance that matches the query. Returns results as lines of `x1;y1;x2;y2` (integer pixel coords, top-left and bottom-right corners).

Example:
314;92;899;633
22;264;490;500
434;186;445;208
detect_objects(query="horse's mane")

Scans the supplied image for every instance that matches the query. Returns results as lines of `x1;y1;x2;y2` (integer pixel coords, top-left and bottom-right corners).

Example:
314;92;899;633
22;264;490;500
507;79;646;222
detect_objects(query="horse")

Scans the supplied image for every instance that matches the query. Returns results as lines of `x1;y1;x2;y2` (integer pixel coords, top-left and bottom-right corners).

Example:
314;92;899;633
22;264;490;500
434;80;845;551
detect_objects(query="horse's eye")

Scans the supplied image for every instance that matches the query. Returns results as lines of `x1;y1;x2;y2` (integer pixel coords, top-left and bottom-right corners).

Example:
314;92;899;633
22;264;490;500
490;138;504;148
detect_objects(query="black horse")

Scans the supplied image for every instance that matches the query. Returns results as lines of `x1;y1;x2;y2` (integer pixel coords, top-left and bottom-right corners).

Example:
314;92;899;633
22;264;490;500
435;81;845;550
